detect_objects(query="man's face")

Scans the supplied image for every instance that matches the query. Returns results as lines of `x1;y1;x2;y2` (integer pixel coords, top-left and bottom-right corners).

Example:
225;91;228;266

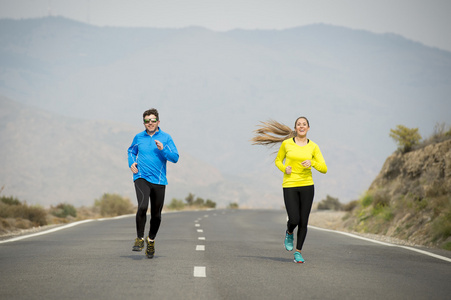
143;114;159;132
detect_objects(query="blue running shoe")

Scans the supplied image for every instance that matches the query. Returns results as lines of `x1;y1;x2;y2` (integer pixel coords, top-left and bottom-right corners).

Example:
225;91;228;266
284;231;294;251
294;251;305;263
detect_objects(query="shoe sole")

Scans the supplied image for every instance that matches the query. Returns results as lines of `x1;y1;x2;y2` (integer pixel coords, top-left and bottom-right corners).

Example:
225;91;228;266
294;260;305;263
145;249;154;258
132;247;143;251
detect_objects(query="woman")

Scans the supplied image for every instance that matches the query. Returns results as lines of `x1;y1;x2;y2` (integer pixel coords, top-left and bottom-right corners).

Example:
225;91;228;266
252;117;327;263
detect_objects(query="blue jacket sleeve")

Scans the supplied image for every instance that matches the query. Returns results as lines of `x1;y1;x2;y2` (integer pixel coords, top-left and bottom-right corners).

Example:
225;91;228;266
127;136;139;168
162;136;179;163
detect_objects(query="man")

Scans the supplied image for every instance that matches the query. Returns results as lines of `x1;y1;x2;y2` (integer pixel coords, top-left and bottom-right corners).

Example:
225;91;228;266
127;108;179;258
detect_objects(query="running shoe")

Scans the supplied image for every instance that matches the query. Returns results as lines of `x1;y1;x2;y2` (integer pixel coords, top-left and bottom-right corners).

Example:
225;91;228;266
145;237;155;259
132;237;144;251
294;251;305;263
284;231;294;251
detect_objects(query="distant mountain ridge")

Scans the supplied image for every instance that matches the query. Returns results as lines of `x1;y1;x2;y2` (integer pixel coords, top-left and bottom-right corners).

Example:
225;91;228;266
0;95;285;208
1;17;450;207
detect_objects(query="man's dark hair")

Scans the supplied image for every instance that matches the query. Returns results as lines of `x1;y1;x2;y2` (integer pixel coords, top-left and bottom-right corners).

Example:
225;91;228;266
143;108;159;120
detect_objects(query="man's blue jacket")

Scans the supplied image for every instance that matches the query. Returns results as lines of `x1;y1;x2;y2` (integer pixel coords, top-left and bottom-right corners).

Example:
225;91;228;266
127;128;179;185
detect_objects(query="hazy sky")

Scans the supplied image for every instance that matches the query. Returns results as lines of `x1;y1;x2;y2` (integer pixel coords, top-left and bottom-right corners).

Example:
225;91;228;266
1;0;450;52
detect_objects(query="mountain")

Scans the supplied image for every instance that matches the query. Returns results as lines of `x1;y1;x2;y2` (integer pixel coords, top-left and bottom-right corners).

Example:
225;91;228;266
1;17;450;208
0;95;282;208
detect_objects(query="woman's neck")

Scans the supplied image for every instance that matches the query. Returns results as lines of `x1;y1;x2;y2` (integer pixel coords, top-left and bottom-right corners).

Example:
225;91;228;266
294;136;308;146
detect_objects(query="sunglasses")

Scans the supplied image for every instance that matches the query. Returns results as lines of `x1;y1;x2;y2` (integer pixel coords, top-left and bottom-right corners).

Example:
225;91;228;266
143;118;158;124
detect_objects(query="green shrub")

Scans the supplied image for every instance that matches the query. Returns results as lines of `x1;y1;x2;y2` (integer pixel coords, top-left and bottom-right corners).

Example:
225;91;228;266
414;198;428;211
343;200;359;212
431;210;451;242
182;193;216;209
228;202;239;209
361;193;373;207
23;205;47;226
389;125;422;153
372;205;394;222
372;189;390;208
185;193;195;206
0;202;12;218
1;196;21;206
167;198;185;210
382;209;395;222
317;195;343;211
205;199;216;208
422;122;451;146
442;241;451;251
194;197;205;206
0;200;47;226
94;193;134;217
51;203;77;218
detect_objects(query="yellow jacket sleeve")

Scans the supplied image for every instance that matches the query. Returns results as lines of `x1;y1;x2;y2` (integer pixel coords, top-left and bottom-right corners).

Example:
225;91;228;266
275;141;287;173
311;144;328;174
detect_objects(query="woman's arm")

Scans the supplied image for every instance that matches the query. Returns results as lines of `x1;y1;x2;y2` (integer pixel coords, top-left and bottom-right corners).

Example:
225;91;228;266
275;142;288;173
311;145;327;174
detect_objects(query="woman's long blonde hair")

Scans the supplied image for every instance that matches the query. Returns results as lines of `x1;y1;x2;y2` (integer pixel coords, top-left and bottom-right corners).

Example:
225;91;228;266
251;117;309;146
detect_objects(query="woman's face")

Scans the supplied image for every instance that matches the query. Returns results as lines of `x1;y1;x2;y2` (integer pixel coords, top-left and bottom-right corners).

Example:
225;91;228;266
295;118;310;137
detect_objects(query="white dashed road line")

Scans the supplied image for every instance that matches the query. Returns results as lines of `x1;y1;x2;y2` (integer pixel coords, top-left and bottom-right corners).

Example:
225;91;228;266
194;217;207;278
194;266;206;277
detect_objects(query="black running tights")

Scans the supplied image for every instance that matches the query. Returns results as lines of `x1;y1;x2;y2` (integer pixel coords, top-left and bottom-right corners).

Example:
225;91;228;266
134;178;166;240
283;185;315;251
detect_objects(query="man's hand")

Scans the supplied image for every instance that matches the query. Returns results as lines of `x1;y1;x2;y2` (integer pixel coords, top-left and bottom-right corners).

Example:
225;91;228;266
130;162;138;174
155;140;163;150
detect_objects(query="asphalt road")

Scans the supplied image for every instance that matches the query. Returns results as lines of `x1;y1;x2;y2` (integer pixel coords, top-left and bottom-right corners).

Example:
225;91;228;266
1;209;450;300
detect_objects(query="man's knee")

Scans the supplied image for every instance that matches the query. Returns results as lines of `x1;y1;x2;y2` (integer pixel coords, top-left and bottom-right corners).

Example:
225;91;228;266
137;207;147;216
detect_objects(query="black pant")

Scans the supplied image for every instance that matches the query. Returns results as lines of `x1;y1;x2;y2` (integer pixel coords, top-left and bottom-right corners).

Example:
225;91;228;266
134;178;166;240
283;185;315;251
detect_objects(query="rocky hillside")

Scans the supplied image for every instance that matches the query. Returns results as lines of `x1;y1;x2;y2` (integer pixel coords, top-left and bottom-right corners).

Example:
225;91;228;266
344;138;451;250
370;139;451;199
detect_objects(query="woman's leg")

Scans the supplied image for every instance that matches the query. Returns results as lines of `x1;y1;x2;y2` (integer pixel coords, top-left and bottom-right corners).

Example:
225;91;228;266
295;185;315;251
283;187;301;234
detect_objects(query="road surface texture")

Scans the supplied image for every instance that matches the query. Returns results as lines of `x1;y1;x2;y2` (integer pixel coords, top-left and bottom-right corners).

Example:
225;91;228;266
1;209;450;299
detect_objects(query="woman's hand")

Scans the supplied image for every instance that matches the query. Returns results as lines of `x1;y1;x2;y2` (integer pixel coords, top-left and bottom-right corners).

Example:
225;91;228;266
285;166;292;175
130;162;138;174
301;160;311;168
